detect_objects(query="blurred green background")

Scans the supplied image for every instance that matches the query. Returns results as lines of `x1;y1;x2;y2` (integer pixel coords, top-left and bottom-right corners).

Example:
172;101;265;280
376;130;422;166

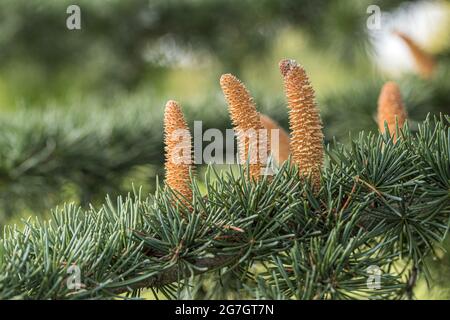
0;0;449;299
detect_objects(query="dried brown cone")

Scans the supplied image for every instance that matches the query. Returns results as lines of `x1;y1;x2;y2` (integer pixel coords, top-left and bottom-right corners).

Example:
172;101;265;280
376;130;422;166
394;31;436;79
259;114;291;165
279;59;324;191
220;74;268;180
377;81;408;141
164;100;193;206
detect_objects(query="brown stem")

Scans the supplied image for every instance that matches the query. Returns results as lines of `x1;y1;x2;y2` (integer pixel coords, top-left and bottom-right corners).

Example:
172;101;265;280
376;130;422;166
104;254;238;295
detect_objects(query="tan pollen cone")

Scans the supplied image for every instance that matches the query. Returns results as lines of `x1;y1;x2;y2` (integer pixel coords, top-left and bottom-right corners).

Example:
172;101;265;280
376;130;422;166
220;73;268;180
377;81;408;141
259;114;291;165
164;100;193;205
394;31;436;79
279;59;324;191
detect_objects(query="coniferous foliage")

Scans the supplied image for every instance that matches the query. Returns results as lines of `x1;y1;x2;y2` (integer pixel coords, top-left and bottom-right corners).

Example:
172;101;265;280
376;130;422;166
0;103;166;223
0;99;229;224
0;0;448;300
0;115;448;299
0;66;448;224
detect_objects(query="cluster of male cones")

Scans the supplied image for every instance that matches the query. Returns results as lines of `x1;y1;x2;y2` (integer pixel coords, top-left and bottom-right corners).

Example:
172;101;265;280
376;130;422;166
163;59;408;206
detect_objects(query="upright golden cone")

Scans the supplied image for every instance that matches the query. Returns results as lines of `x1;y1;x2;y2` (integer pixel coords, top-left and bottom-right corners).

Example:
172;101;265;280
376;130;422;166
164;100;193;205
279;59;324;190
259;114;290;165
220;74;268;180
394;31;436;79
377;81;407;141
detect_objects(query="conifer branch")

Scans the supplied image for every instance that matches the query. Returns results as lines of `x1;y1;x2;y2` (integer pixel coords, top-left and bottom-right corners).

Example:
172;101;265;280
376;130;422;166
0;116;447;300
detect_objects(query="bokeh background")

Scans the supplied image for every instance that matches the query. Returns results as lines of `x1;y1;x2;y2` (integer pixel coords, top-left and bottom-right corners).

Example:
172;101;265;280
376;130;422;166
0;0;449;298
